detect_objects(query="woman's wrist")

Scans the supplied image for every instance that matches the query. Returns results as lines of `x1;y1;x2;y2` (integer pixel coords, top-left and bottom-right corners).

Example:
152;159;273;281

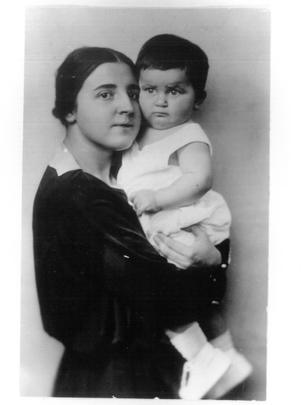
201;244;221;266
190;226;222;267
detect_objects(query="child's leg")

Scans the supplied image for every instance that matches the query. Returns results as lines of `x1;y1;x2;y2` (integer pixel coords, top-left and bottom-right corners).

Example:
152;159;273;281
201;305;253;399
199;301;229;339
166;322;231;400
211;329;235;351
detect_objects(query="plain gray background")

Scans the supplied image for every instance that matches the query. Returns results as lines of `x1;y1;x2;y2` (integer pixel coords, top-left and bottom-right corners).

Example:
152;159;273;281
21;6;269;399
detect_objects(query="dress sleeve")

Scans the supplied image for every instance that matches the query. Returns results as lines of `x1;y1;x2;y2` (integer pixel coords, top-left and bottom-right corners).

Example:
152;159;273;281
33;170;226;350
76;176;223;330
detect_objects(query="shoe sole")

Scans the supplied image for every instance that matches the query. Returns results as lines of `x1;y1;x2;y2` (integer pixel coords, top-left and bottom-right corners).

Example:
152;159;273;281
206;353;253;399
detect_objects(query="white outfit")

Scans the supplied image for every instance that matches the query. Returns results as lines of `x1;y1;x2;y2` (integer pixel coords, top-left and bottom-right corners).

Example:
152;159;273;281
117;121;231;254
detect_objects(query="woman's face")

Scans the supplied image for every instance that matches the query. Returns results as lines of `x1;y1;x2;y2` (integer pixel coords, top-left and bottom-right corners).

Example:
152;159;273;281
69;62;141;151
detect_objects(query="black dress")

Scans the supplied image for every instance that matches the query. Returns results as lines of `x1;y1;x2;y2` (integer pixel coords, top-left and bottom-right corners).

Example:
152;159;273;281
33;162;229;398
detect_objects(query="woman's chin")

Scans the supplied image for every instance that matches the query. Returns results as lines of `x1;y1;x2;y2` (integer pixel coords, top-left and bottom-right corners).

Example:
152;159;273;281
115;138;136;151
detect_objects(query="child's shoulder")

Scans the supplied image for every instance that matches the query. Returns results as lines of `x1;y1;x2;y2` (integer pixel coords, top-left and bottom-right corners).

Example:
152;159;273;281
147;121;212;158
174;121;212;149
177;120;207;136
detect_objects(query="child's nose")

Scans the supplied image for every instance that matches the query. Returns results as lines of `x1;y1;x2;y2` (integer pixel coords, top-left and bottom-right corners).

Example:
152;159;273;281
155;92;168;107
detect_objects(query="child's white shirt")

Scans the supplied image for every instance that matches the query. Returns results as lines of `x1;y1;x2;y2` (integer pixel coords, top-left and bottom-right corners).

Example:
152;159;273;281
117;121;231;262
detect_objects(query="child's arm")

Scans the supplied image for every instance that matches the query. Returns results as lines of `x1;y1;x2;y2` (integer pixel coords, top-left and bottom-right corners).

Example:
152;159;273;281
130;142;212;215
157;141;212;208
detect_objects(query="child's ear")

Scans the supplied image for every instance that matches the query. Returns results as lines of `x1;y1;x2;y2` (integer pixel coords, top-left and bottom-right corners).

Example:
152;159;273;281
65;111;77;125
194;90;207;110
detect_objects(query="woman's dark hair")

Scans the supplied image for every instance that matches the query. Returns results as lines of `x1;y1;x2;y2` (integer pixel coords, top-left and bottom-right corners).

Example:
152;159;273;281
136;34;209;102
53;47;137;127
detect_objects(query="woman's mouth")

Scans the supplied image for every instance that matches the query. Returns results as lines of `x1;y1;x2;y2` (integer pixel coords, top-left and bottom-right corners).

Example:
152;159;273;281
152;112;168;117
112;122;133;127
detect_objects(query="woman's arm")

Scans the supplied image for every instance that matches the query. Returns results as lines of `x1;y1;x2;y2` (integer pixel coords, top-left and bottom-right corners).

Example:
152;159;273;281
81;183;220;326
33;172;223;349
152;229;230;306
152;225;222;269
130;142;212;215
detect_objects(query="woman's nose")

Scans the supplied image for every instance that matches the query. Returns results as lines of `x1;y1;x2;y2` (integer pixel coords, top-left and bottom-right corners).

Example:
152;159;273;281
117;93;134;115
155;92;168;107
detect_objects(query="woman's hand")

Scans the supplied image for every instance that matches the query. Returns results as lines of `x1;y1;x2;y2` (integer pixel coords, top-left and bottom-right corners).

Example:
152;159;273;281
153;225;221;270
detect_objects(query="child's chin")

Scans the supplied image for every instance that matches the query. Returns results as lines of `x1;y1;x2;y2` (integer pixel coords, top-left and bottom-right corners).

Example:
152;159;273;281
150;119;174;130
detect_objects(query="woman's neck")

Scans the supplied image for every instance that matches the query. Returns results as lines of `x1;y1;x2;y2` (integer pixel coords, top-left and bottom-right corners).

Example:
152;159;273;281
64;128;113;184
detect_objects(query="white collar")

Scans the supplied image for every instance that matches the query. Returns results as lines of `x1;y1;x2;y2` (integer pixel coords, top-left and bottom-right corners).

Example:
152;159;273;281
49;143;81;176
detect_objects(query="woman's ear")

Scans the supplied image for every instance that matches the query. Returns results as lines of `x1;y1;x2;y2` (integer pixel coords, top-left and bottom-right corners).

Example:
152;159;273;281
65;111;76;125
194;90;207;110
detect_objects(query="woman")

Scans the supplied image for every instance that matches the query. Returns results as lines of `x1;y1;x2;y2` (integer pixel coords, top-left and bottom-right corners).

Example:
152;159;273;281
33;47;229;398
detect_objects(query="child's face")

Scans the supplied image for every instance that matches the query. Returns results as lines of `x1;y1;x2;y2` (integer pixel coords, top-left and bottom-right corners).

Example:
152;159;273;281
139;68;196;130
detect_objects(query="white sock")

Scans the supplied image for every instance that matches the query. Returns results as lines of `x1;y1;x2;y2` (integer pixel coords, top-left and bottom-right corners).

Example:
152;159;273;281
166;322;208;360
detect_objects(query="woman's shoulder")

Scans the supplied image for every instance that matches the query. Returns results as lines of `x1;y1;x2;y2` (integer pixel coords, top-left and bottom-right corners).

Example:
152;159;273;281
39;144;99;197
34;165;84;210
35;144;129;214
49;143;80;175
36;145;90;201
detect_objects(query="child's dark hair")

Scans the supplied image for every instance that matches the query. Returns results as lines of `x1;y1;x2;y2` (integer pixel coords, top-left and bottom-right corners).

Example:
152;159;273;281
136;34;209;102
53;47;136;127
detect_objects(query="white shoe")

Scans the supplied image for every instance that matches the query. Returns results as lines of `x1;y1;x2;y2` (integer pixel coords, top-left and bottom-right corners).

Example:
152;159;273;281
206;348;253;399
179;343;231;400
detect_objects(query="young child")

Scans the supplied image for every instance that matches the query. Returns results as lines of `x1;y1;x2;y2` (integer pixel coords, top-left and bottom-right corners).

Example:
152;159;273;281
117;34;252;400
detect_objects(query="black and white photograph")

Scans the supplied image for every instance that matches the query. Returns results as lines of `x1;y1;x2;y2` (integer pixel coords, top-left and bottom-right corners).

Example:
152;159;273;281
18;1;271;401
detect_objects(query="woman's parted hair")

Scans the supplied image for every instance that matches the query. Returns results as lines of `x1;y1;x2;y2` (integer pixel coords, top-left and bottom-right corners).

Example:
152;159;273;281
53;47;137;126
136;34;209;102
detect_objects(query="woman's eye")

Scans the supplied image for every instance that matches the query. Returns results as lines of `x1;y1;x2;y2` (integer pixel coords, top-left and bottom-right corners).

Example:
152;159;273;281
96;91;112;100
129;90;139;101
144;87;155;94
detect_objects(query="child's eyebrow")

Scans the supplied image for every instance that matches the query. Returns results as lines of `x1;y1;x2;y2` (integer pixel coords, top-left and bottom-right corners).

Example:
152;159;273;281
166;81;187;86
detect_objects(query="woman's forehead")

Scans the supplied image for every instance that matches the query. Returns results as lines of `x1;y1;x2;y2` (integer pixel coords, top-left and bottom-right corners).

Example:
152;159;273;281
83;62;137;88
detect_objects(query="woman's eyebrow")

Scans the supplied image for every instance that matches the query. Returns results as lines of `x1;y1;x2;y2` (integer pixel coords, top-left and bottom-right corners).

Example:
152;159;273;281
140;82;155;87
94;84;116;91
93;83;139;91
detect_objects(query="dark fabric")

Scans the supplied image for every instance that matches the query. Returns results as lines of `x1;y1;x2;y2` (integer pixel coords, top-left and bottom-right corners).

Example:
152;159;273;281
53;341;184;398
33;166;229;398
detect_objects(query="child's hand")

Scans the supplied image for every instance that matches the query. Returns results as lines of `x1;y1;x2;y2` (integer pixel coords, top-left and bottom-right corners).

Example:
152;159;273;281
130;190;159;215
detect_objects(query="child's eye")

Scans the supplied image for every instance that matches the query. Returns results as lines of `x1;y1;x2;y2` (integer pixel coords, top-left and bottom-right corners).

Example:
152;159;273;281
168;88;182;96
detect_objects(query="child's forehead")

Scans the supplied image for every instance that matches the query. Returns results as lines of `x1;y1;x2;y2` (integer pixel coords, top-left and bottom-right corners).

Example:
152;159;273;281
139;67;190;85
